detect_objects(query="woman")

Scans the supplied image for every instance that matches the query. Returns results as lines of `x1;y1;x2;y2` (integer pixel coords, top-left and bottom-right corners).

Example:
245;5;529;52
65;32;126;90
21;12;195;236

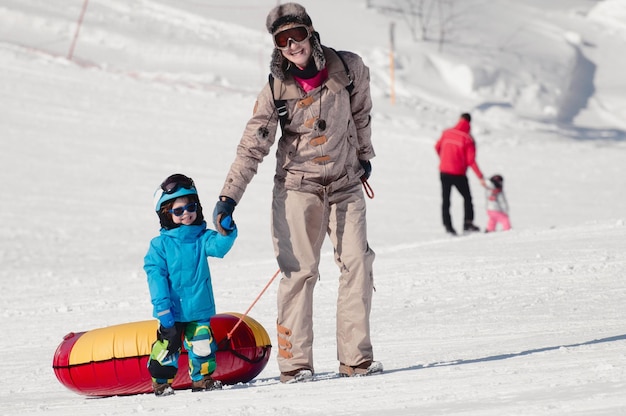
212;3;381;383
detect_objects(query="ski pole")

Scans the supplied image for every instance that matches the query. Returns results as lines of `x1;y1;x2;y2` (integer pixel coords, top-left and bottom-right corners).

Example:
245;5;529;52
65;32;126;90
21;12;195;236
225;268;281;341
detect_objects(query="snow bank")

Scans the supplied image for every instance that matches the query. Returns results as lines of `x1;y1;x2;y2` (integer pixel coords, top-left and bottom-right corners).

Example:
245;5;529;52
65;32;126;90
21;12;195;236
588;0;626;35
427;54;475;96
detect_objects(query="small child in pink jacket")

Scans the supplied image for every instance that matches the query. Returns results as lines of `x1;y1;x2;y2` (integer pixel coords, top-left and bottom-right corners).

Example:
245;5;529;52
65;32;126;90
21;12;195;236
485;174;511;232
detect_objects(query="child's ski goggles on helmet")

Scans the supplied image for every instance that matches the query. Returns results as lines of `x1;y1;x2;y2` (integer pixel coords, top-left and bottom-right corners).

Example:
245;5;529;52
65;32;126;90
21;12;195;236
161;174;195;194
273;26;311;50
153;174;198;212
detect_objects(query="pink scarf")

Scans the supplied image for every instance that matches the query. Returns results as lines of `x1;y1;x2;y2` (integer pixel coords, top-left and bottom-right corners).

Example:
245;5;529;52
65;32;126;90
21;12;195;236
293;68;328;92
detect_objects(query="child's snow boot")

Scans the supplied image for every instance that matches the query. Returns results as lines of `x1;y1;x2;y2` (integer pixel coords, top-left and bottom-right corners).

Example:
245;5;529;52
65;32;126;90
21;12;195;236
191;375;222;392
152;381;174;397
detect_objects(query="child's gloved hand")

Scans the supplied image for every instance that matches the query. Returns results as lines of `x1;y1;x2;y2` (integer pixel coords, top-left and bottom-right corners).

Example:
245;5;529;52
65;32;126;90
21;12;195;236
212;197;236;235
220;215;236;233
157;309;175;328
153;325;181;363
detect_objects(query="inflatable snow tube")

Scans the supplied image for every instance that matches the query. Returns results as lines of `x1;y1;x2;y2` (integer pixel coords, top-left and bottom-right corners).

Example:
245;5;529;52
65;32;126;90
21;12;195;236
52;313;271;396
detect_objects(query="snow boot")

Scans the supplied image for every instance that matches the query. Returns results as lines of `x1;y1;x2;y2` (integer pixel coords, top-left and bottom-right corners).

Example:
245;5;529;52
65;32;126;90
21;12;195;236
152;381;174;397
280;368;314;384
339;360;383;377
191;375;222;392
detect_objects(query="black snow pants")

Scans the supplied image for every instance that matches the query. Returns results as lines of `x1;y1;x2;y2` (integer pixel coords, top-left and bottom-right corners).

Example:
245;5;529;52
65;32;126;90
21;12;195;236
440;173;474;229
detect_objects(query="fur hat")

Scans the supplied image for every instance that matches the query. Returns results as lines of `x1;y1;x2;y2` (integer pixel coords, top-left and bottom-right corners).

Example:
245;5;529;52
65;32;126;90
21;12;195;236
266;3;312;34
266;3;326;81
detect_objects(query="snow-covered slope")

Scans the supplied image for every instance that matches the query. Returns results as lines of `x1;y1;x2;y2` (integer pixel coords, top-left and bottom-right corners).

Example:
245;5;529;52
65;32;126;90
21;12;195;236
1;1;625;415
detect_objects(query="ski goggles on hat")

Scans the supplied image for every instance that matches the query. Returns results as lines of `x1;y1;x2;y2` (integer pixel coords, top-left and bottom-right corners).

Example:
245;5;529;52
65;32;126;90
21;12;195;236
273;26;311;50
161;174;195;194
169;202;198;217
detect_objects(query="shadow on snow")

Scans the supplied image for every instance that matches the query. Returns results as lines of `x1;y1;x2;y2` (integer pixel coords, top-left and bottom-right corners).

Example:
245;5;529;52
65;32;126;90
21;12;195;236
387;333;626;374
236;334;626;387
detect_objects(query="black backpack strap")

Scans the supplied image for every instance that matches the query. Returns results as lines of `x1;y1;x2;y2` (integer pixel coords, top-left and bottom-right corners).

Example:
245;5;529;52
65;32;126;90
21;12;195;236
269;74;288;132
331;48;354;94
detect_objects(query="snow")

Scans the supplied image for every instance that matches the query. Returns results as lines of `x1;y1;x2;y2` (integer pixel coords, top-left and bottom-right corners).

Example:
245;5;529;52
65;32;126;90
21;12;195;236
1;0;625;414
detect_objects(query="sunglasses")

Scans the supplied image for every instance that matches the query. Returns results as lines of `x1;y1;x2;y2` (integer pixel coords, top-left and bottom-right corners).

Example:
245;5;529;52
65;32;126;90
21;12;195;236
161;174;195;194
169;202;198;217
274;26;311;50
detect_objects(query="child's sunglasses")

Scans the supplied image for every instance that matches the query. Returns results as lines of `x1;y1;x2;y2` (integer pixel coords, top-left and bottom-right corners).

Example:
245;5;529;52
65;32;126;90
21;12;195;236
161;174;195;194
168;202;198;217
273;26;311;50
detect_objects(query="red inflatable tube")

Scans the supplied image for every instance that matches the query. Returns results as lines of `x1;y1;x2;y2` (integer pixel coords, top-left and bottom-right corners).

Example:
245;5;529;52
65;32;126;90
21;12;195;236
53;313;271;396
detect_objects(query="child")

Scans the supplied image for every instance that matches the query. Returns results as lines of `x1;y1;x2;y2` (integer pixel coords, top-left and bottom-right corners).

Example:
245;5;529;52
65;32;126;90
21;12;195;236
485;174;511;232
144;173;237;396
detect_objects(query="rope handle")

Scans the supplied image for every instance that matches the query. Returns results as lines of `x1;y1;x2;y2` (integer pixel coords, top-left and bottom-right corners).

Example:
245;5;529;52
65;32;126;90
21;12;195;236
361;178;375;199
225;268;281;341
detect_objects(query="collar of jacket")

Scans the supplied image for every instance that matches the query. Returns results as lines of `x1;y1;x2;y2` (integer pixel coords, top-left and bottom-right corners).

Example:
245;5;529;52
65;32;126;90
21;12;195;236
454;118;471;133
161;222;206;242
271;46;351;100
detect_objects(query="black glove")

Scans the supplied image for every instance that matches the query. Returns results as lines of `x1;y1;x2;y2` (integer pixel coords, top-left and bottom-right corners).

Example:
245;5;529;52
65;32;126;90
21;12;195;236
212;196;236;235
158;324;182;356
359;159;372;180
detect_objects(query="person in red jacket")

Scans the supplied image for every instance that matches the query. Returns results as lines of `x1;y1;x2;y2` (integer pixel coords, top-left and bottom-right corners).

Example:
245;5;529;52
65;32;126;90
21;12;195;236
435;113;487;235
